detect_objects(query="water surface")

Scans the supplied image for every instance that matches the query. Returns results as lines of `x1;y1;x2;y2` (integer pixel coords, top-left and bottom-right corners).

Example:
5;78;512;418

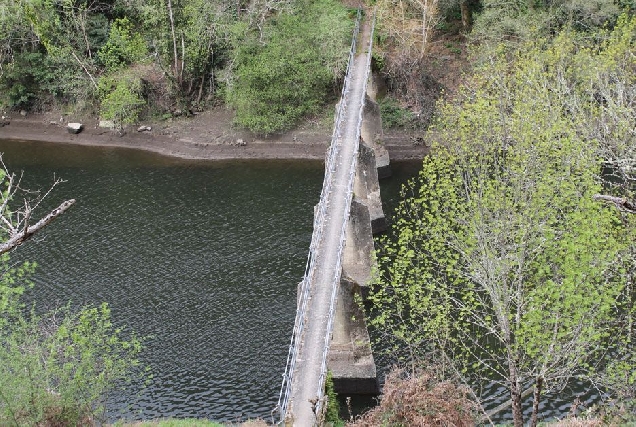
1;139;323;422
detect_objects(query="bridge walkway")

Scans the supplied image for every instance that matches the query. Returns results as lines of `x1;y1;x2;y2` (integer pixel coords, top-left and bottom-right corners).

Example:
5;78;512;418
284;14;374;427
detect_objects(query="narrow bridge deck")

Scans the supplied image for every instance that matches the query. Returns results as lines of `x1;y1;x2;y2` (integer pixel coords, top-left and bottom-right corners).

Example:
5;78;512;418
281;14;374;427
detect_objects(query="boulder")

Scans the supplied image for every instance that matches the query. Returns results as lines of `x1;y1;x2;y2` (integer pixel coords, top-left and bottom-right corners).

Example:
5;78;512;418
67;123;83;134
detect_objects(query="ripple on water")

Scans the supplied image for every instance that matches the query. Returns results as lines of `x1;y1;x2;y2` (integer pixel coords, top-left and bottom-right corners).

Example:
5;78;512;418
3;140;323;423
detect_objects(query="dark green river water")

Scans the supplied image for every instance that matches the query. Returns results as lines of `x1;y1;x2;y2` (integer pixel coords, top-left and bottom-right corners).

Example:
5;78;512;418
0;138;423;423
0;138;600;423
1;139;325;422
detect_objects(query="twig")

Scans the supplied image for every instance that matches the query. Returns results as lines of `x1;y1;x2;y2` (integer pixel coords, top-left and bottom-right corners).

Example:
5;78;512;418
593;194;636;214
0;199;75;254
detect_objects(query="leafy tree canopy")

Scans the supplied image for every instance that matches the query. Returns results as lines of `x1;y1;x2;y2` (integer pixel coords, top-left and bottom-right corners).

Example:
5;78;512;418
370;14;636;426
226;0;354;134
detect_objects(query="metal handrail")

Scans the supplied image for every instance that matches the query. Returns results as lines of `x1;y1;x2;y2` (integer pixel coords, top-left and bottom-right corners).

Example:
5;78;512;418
274;8;364;424
314;12;376;421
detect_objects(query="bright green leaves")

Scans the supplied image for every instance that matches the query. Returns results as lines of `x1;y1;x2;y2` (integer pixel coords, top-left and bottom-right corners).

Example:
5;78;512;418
370;15;636;421
0;302;143;426
369;149;467;365
98;17;147;72
98;72;146;128
0;258;36;329
227;0;353;134
96;17;147;127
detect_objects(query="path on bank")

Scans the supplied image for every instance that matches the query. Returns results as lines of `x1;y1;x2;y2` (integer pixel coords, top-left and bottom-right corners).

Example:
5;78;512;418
278;12;375;426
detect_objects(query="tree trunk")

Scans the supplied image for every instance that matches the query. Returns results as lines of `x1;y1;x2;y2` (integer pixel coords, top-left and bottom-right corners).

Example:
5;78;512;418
460;0;471;30
167;0;180;84
509;364;524;427
530;376;543;427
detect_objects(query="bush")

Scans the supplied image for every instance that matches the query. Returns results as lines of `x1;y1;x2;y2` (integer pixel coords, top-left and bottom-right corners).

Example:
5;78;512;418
348;368;478;426
227;0;353;134
0;52;48;109
98;72;146;128
0;303;143;426
98;17;148;72
378;97;417;129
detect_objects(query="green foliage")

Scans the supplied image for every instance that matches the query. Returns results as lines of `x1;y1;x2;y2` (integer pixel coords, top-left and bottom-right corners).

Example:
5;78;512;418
227;0;353;134
378;97;417;129
0;255;35;329
370;16;636;424
98;17;147;71
0;303;143;426
0;52;45;108
324;371;342;425
471;0;622;46
99;73;146;127
0;0;353;116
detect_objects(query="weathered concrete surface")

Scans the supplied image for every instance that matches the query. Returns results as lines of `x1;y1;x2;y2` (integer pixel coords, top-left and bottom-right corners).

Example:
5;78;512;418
329;199;379;394
361;94;391;179
356;143;387;234
287;18;374;427
328;278;378;395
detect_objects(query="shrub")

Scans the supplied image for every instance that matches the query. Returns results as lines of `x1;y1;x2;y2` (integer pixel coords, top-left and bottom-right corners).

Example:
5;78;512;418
0;52;48;109
0;303;143;426
348;368;478;426
99;72;146;128
98;17;148;72
378;97;416;129
227;0;353;134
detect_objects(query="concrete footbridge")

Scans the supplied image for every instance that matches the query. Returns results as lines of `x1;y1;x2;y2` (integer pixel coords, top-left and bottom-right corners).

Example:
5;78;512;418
274;10;390;426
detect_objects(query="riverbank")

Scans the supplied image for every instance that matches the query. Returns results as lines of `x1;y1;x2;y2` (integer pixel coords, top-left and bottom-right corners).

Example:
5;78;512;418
0;108;428;161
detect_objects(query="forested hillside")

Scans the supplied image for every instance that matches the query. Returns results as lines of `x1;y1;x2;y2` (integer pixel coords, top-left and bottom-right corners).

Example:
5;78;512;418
0;0;353;133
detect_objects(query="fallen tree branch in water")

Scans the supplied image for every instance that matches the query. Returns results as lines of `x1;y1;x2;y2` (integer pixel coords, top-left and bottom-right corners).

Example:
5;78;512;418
0;156;76;254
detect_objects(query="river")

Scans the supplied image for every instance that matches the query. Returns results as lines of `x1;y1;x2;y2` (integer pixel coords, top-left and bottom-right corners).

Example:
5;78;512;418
0;138;602;423
2;138;426;423
2;139;327;423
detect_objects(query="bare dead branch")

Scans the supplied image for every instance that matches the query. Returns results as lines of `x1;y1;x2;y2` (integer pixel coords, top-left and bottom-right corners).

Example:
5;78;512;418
0;199;75;254
593;194;636;214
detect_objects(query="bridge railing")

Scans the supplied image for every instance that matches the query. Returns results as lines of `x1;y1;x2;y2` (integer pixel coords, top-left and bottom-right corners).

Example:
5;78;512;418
274;8;364;424
313;13;376;421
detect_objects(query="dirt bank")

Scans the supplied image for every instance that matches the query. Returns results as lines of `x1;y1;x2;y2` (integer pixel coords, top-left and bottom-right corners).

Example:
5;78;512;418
0;108;427;161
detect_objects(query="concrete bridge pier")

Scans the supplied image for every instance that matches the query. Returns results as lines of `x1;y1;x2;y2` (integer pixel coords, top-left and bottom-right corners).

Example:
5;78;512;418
327;66;390;397
328;198;378;395
327;133;388;395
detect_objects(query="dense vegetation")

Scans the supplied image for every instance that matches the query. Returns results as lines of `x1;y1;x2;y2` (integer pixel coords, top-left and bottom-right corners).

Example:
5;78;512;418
369;1;636;426
0;0;353;133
